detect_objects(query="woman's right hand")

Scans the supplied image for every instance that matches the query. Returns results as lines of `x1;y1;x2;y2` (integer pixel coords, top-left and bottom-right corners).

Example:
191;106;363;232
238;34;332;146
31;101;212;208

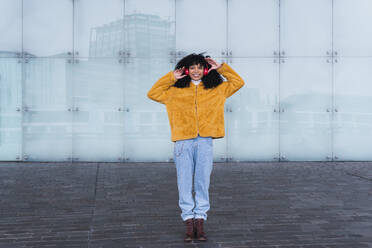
173;66;187;80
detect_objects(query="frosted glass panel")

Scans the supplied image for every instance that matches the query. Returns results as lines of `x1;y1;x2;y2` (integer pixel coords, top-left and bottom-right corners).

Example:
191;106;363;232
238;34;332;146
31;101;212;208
74;0;124;58
125;0;175;58
280;58;332;161
333;58;372;160
228;0;279;57
226;58;279;161
124;58;174;162
176;0;226;58
72;58;125;162
23;0;73;57
334;0;372;56
0;58;22;160
0;0;22;57
23;58;73;161
280;0;332;56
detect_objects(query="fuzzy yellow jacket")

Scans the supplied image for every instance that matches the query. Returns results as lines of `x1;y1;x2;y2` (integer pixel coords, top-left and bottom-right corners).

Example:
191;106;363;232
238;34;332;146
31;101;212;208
147;62;245;142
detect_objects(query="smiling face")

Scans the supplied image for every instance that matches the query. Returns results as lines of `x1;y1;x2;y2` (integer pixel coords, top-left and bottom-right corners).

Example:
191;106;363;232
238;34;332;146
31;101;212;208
188;63;204;81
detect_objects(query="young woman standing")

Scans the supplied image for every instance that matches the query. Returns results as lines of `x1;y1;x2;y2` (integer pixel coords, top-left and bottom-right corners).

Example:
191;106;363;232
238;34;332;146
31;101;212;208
147;53;245;242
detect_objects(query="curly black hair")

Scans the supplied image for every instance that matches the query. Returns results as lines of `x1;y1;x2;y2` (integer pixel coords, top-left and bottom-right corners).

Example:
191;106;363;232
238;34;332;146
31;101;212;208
172;53;224;89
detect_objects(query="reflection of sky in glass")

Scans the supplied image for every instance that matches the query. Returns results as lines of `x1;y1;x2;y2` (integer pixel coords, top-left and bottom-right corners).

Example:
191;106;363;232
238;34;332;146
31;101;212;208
0;0;22;53
23;0;73;57
125;0;174;20
75;0;123;57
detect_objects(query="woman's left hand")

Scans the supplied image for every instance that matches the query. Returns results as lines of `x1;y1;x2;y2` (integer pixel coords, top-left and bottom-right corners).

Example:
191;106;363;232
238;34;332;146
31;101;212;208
205;57;222;73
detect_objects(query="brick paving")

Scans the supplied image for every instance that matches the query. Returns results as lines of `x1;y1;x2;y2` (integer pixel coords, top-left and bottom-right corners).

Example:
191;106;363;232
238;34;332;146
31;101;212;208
0;161;371;248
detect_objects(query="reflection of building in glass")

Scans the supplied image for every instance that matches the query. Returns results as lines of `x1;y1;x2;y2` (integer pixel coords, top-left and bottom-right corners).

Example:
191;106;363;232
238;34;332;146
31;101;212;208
89;13;174;58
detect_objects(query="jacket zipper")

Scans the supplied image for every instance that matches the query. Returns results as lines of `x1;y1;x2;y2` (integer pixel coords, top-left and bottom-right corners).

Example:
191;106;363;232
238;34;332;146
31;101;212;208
195;84;199;135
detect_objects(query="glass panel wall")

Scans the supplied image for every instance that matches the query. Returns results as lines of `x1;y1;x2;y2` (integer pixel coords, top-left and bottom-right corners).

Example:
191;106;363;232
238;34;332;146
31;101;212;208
0;58;22;160
226;58;279;161
0;0;22;58
228;0;279;57
334;0;372;56
333;58;372;160
22;58;73;161
279;58;332;161
1;0;372;162
23;0;73;57
280;0;332;57
175;0;226;58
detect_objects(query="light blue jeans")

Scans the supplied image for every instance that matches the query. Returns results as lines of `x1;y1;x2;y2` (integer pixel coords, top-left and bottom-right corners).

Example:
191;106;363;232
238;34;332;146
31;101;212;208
174;134;214;221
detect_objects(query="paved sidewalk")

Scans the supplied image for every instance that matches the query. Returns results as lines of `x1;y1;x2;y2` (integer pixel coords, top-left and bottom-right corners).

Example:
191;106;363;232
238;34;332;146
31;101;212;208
0;161;371;248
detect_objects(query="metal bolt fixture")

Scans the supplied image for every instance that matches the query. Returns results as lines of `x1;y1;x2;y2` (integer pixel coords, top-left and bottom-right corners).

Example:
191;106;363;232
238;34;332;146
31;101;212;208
67;51;72;55
273;51;277;55
326;59;330;63
326;108;330;112
334;51;338;55
23;154;29;160
281;108;284;112
334;59;338;63
281;155;286;160
326;156;331;159
221;51;225;55
281;51;285;55
281;59;285;63
274;109;277;112
334;156;339;159
68;107;79;112
16;107;21;112
229;51;232;56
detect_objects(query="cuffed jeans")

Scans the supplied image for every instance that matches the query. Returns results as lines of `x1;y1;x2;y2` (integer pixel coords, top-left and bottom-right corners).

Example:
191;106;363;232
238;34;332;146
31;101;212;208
174;134;214;221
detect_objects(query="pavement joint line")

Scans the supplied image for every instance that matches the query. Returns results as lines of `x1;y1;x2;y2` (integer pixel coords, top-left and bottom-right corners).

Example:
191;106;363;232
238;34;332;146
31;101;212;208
343;171;372;182
87;162;100;248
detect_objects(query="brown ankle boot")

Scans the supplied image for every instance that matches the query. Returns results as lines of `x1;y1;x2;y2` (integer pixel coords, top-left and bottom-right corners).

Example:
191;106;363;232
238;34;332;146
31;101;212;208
183;218;195;242
194;218;207;241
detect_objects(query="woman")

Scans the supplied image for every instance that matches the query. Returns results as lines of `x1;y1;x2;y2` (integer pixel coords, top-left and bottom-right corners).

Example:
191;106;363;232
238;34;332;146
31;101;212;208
147;53;245;242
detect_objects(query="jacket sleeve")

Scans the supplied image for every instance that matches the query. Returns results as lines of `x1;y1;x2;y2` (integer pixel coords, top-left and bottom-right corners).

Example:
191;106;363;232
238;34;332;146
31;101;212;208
147;70;177;104
216;62;245;98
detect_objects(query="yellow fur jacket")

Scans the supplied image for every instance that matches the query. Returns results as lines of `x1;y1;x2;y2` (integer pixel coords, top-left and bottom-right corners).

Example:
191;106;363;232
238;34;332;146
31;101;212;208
147;62;245;142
